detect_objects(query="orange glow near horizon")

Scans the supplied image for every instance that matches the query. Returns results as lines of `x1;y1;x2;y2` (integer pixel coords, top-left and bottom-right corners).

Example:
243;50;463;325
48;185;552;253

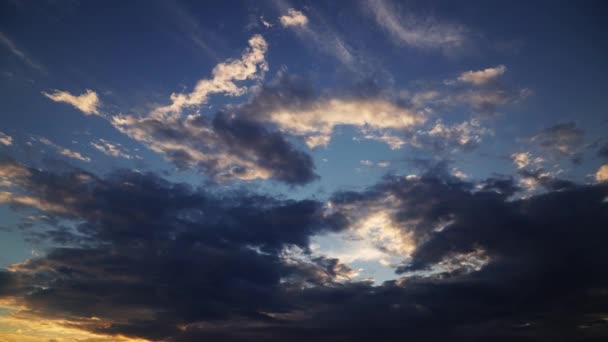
0;300;152;342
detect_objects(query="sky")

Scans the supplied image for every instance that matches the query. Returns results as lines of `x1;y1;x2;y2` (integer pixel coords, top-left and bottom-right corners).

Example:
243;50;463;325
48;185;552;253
1;0;608;341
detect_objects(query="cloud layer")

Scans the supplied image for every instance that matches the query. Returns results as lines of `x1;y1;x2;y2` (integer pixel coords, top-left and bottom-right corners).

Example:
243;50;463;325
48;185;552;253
1;158;607;341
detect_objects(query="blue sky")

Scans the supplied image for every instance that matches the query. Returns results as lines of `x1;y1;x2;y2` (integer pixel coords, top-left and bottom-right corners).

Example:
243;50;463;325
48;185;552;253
1;1;608;341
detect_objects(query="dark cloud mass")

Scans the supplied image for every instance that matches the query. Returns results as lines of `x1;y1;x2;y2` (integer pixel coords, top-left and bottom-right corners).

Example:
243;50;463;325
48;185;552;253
1;159;607;341
112;108;318;185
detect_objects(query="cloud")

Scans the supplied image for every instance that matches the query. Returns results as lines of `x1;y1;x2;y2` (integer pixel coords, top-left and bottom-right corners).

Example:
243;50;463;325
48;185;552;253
360;160;391;168
42;89;101;115
112;110;317;184
457;65;507;85
511;151;544;169
428;64;532;117
0;160;31;187
401;65;529;118
43;36;317;185
243;74;426;149
0;132;13;146
90;139;132;159
531;122;585;162
279;9;308;27
0;32;45;72
275;5;356;68
596;164;608;182
110;35;318;184
33;136;91;162
266;98;424;148
366;0;469;54
150;34;268;119
424;118;493;151
0;160;343;340
1;161;608;340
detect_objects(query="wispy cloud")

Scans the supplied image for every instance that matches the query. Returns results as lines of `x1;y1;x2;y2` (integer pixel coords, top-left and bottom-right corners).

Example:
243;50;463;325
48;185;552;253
0;31;46;72
90;139;132;159
366;0;469;54
275;5;356;67
42;89;101;115
33;136;91;162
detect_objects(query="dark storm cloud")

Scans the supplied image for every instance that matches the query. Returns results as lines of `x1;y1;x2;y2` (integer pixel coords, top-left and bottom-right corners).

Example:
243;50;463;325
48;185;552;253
1;160;608;341
0;159;341;340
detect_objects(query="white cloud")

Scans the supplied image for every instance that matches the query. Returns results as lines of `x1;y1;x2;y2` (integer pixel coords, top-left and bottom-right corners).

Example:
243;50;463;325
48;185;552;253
279;9;309;27
596;164;608;182
266;98;425;148
42;89;100;115
150;34;268;120
0;132;13;146
367;0;468;53
457;65;507;85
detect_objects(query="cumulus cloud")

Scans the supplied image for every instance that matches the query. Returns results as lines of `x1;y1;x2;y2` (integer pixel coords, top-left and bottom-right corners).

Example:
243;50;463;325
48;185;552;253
279;9;309;27
596;164;608;182
42;89;101;115
0;132;13;146
366;0;469;54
